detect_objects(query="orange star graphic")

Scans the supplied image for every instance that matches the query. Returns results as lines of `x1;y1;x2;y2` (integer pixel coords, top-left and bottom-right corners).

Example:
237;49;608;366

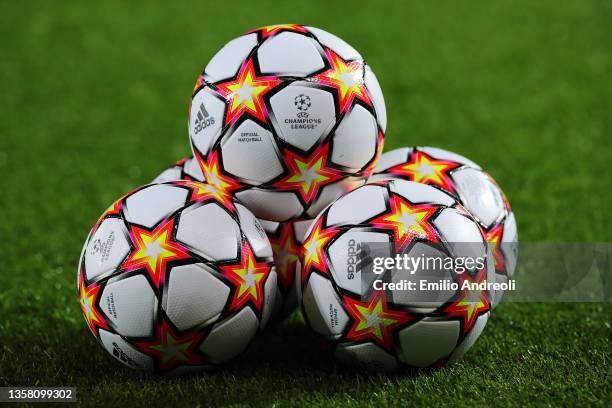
177;180;235;211
78;273;110;337
221;242;271;312
301;217;338;279
344;292;412;352
135;318;207;372
485;223;506;273
121;218;191;289
444;268;490;335
314;48;372;113
250;24;308;39
274;145;343;204
386;150;461;193
268;223;300;291
195;150;243;194
216;58;282;125
371;193;440;252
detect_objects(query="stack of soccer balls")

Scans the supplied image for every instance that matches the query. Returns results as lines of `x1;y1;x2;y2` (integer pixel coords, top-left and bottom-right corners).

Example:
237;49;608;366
77;24;517;374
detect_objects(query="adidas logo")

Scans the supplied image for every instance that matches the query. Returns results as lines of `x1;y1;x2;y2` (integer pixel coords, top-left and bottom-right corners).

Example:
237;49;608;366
194;103;215;134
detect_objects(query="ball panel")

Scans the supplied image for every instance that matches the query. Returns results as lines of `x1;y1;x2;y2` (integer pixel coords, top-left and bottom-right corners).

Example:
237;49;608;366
183;157;205;181
335;342;397;371
221;120;283;184
448;312;489;364
235;203;273;258
453;167;505;228
292;218;314;243
306;26;361;61
260;270;278;330
372;148;413;173
198;306;259;364
124;184;189;228
100;275;157;338
99;329;153;370
176;203;239;261
189;91;226;157
397;319;460;367
432;208;487;262
204;33;258;82
501;212;518;278
389;179;456;207
364;66;387;132
153;167;182;184
420;146;481;170
269;84;336;151
164;264;230;331
327;229;390;296
236;189;303;222
327;184;387;226
85;218;131;281
331;104;378;169
306;177;364;219
257;32;324;76
302;273;349;338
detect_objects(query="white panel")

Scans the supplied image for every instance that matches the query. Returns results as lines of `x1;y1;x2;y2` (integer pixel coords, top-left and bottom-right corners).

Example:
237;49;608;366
389;179;456;207
176;203;239;261
398;319;459;367
293;218;314;244
372;148;413;174
453;168;505;228
364;66;386;132
221;120;283;184
331;105;378;169
327;184;387;226
204;33;258;82
433;208;487;264
235;203;273;258
124;184;188;228
257;32;324;76
302;273;349;337
85;218;130;281
269;84;336;151
260;270;277;329
236;189;303;222
335;342;397;371
183;157;205;181
189;90;225;156
448;313;489;364
420;146;481;169
327;229;390;296
199;306;259;364
259;219;280;235
306;26;361;61
165;264;230;331
306;177;365;219
153;166;182;183
501;212;518;277
99;329;153;370
100;275;157;338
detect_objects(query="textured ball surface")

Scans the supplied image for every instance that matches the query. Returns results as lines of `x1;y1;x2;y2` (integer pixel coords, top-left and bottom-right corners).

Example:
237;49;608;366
77;181;277;373
189;24;386;222
299;179;494;371
370;147;517;307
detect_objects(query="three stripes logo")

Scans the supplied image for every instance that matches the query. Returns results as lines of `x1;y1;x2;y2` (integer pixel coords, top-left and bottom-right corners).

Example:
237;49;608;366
194;103;215;134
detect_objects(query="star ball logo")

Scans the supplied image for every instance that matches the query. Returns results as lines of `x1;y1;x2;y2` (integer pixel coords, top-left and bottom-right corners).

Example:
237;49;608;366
285;93;321;130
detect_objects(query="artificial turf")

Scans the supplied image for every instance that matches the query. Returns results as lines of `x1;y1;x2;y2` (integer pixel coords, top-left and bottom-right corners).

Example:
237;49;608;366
0;0;610;406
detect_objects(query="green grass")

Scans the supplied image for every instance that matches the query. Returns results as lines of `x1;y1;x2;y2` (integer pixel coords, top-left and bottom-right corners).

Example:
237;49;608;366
1;0;610;406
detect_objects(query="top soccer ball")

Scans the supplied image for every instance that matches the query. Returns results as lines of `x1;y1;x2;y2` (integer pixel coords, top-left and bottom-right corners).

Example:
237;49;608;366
189;24;386;222
370;147;518;307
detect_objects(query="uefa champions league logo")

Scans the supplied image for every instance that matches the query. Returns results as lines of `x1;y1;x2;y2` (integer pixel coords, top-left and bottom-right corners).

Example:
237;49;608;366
294;94;311;118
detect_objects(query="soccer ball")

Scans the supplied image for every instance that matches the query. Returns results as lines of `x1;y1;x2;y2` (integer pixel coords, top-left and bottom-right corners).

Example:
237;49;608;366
189;24;386;222
259;218;313;317
153;156;204;183
77;181;277;373
298;179;494;371
369;147;517;308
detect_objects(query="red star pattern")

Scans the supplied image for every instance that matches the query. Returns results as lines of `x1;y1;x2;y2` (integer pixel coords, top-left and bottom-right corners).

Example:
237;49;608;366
443;268;491;335
314;48;372;113
370;193;440;252
195;149;243;194
249;24;309;39
121;218;191;289
268;223;300;291
385;150;461;194
274;145;343;204
78;272;110;337
220;242;271;312
343;292;412;352
485;223;506;274
215;58;282;125
301;217;339;280
135;317;207;372
177;180;235;212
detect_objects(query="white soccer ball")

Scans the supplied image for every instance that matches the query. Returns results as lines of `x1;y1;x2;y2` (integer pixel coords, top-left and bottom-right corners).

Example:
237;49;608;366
370;147;518;307
299;179;494;371
189;24;386;222
77;181;277;373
